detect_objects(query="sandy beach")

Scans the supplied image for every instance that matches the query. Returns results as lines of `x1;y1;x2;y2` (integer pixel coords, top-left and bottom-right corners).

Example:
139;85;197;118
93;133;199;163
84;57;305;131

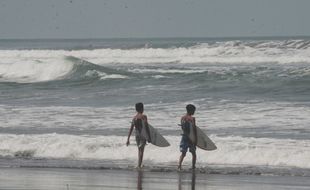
0;167;309;190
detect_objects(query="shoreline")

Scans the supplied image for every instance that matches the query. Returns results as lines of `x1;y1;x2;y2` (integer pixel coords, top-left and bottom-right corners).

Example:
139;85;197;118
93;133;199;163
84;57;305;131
0;167;310;190
0;157;309;177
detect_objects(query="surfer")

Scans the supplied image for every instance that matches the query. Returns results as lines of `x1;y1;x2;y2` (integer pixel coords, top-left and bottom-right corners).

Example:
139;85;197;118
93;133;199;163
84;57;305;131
126;102;151;168
178;104;197;170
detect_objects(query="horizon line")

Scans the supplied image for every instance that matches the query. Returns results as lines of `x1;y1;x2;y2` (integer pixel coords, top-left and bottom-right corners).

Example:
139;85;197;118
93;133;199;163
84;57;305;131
1;35;310;41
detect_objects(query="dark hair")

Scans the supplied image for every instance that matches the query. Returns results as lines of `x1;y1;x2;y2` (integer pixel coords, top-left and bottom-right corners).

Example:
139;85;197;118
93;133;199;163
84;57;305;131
135;102;144;113
186;104;196;115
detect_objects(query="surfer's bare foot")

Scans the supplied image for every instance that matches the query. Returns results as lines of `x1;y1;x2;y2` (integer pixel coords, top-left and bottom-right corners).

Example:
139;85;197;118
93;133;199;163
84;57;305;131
177;166;182;171
136;165;144;170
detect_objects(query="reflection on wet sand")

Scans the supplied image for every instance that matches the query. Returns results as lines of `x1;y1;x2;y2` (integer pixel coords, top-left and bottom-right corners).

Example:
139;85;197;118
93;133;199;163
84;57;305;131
137;170;143;190
191;172;196;190
178;171;196;190
136;169;197;190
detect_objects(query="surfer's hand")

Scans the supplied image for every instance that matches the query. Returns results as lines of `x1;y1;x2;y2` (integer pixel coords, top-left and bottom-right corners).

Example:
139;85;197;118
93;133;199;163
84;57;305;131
126;140;130;146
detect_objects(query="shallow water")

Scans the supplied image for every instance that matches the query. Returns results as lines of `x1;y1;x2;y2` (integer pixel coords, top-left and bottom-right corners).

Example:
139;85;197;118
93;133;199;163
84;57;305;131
0;38;310;176
1;167;310;190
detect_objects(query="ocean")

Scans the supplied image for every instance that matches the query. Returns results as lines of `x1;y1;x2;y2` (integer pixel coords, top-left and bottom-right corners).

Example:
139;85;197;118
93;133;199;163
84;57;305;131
0;37;309;176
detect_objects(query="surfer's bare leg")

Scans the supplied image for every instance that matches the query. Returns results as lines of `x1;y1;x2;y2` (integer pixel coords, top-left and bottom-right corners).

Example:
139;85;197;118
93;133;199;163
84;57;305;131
138;146;145;168
191;152;196;169
178;152;186;170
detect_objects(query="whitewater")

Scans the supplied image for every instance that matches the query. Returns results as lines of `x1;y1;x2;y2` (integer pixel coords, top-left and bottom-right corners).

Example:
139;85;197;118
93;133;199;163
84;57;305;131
0;38;309;176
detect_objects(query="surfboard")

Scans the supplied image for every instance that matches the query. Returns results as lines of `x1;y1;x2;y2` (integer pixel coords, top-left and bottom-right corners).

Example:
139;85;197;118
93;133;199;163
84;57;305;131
187;124;217;151
141;123;170;147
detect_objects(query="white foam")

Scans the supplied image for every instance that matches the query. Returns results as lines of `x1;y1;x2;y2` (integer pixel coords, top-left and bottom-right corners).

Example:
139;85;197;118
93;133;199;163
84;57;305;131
1;40;310;82
1;101;309;134
0;57;73;83
151;75;168;79
128;68;206;74
0;134;309;169
0;40;309;67
85;70;128;80
0;105;133;131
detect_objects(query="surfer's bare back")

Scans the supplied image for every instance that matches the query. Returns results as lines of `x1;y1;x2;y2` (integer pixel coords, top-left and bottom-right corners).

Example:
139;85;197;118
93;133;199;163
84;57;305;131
126;102;151;168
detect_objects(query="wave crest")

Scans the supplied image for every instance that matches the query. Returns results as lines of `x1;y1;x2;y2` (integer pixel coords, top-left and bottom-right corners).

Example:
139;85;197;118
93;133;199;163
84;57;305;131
0;56;129;83
0;134;309;170
1;39;310;83
0;58;74;83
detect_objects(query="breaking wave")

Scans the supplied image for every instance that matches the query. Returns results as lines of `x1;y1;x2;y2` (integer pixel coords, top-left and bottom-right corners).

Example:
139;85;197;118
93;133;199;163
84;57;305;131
0;134;309;171
0;39;310;83
0;56;129;83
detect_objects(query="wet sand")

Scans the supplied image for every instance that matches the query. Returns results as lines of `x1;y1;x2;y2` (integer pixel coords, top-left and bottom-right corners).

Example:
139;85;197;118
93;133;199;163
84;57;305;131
0;167;310;190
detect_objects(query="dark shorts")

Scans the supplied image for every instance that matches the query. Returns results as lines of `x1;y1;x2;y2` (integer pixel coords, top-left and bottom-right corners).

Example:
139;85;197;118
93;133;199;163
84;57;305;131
135;135;146;148
180;135;196;153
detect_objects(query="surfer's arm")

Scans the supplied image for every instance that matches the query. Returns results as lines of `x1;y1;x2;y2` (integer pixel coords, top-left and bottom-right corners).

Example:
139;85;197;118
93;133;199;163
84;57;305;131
193;118;198;145
126;120;134;146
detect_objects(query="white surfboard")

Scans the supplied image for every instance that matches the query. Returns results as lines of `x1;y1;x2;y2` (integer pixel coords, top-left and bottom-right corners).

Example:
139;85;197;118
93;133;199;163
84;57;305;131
141;123;170;147
188;124;217;151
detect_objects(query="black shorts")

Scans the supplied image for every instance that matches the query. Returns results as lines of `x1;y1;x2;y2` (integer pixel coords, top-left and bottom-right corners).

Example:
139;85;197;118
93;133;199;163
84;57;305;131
180;135;196;153
135;135;146;148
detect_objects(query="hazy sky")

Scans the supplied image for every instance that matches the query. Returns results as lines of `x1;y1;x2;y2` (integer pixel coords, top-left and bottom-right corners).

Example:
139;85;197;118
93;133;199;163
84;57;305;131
0;0;309;39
